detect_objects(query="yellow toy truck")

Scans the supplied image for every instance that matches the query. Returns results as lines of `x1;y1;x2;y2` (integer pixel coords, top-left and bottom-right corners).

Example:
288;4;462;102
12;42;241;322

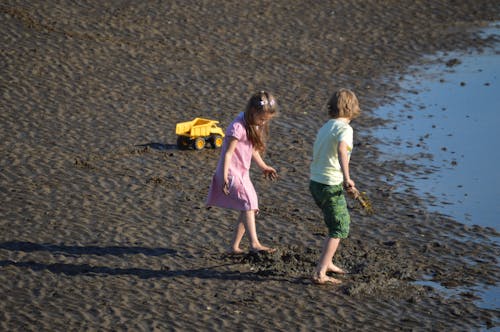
175;118;225;150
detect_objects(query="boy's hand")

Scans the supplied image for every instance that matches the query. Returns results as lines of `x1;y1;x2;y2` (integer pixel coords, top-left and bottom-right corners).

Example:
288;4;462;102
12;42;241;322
346;186;360;199
344;181;359;199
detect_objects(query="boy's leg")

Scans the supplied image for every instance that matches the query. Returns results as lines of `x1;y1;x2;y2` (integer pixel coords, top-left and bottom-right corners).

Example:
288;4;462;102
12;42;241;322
313;237;342;284
229;212;246;254
242;210;275;252
309;182;350;283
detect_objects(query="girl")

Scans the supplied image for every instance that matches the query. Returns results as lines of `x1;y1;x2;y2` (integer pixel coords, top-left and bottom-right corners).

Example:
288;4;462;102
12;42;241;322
206;91;278;254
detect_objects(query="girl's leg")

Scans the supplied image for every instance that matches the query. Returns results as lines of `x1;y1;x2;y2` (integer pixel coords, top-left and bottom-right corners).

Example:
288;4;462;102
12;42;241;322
313;237;342;284
242;210;275;252
229;212;246;254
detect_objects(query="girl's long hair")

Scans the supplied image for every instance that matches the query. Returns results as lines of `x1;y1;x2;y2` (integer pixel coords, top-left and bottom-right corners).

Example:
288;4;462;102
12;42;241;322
243;91;278;153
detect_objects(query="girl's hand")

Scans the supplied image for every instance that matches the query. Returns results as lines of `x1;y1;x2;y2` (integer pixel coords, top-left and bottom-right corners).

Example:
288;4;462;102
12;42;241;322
223;179;230;195
263;167;278;181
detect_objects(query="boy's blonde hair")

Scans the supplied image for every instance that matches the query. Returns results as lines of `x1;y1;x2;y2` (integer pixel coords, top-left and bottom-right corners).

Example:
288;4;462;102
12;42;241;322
327;88;361;119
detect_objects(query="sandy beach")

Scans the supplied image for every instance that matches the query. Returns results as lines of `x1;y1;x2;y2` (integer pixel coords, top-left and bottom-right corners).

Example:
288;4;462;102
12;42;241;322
1;1;499;330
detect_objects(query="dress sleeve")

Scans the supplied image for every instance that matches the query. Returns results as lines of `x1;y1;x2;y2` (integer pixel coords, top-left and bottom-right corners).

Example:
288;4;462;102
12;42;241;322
227;121;245;140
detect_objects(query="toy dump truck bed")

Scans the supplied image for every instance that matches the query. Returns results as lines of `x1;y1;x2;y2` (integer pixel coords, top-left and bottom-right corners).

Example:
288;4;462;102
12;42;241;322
176;118;220;137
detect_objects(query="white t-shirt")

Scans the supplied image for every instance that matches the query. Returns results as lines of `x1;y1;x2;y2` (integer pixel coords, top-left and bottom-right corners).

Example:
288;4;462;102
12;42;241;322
310;119;353;185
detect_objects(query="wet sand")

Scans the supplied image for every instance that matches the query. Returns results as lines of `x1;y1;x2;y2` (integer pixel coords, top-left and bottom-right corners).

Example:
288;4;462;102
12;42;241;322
1;1;499;330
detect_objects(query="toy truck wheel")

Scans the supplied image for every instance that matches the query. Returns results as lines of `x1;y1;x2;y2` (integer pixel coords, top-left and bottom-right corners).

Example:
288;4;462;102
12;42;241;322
211;135;223;149
193;137;206;150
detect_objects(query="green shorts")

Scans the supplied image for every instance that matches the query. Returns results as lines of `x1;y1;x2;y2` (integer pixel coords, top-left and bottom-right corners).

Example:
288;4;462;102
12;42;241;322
309;180;350;238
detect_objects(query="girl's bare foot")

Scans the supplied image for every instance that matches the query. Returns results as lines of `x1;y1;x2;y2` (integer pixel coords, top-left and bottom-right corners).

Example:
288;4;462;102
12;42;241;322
328;263;348;274
312;272;342;285
250;245;276;253
227;247;245;255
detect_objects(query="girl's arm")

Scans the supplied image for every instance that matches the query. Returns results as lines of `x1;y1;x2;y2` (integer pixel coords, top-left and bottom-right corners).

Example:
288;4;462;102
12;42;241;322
252;149;278;180
222;137;238;195
338;140;355;189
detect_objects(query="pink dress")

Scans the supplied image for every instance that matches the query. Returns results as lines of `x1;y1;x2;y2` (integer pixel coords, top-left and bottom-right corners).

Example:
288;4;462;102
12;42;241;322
206;112;258;211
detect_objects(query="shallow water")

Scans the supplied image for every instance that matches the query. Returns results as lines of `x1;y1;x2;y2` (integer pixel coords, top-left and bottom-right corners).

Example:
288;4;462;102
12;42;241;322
373;25;499;312
375;48;499;228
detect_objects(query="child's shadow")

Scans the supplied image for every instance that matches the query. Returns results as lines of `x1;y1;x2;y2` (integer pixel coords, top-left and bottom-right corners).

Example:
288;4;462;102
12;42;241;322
136;142;178;151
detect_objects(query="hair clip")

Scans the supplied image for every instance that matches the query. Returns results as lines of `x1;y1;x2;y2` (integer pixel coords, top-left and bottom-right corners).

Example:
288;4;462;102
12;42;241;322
260;99;275;106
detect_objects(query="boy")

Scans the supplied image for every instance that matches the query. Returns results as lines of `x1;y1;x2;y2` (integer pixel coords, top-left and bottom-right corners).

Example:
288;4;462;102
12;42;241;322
309;88;361;284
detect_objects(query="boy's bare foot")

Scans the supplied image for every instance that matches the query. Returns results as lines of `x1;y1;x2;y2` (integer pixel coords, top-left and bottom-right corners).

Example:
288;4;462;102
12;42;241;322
328;263;348;274
312;273;342;285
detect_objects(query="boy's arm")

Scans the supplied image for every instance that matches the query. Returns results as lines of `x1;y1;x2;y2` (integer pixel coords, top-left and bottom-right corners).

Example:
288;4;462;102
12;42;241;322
338;141;357;195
